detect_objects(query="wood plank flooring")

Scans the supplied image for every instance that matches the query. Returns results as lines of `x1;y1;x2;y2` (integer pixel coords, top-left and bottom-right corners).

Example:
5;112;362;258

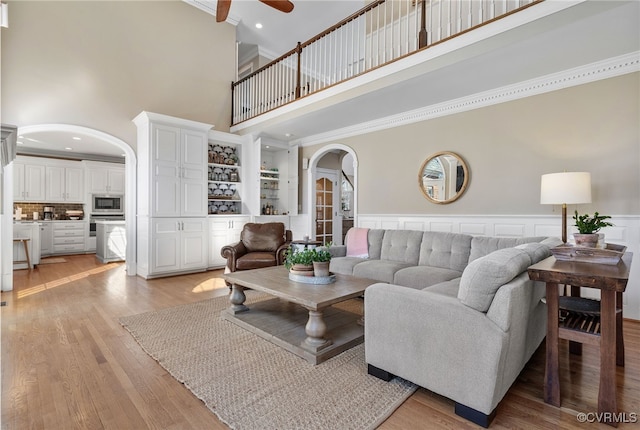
3;254;639;429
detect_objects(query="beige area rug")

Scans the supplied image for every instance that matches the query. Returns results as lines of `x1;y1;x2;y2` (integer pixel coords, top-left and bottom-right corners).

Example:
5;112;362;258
38;257;67;264
120;291;416;430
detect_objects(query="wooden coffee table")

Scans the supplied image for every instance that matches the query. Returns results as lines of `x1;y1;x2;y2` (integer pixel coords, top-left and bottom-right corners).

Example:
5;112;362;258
222;266;377;364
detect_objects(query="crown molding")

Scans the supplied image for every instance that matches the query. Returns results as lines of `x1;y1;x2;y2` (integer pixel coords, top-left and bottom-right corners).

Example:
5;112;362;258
294;51;640;147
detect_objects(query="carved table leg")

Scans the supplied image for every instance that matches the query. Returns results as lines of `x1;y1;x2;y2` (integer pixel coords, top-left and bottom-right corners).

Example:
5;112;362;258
303;309;332;352
229;284;249;314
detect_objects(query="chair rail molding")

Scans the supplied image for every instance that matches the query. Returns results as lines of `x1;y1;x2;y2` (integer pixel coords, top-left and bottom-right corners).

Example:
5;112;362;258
353;213;640;320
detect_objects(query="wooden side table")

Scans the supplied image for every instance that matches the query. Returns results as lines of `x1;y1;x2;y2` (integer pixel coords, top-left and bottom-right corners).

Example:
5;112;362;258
527;253;632;427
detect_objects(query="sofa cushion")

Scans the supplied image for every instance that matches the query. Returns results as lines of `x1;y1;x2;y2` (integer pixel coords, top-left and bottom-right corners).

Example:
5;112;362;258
241;223;285;252
418;231;472;272
393;266;463;290
458;248;532;312
515;242;551;264
236;252;278;270
468;236;546;263
380;230;423;264
367;229;386;260
329;256;366;276
353;260;413;283
422;278;461;298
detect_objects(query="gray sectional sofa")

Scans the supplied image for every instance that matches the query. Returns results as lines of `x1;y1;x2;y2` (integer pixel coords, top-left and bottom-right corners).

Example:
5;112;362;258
328;229;562;427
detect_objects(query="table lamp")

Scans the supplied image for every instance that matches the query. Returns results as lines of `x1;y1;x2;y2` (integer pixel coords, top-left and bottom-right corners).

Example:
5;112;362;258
540;172;592;243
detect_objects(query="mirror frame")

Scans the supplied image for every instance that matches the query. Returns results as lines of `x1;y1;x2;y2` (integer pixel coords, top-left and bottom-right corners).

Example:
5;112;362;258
418;151;469;204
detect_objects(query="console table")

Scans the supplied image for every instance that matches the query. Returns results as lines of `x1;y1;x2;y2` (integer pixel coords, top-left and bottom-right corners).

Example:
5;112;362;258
527;253;632;427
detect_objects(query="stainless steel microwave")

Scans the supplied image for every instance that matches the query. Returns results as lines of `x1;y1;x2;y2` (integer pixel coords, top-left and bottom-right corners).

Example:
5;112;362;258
92;194;124;214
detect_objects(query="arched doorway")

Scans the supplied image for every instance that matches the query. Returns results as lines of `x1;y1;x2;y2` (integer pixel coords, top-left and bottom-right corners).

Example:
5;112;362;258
307;144;358;245
13;124;137;276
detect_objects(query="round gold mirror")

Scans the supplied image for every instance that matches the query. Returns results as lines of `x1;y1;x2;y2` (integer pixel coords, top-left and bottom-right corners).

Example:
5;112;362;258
418;151;469;204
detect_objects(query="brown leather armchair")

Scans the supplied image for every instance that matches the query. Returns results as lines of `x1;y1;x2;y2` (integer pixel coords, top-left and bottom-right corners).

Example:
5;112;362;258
221;222;292;279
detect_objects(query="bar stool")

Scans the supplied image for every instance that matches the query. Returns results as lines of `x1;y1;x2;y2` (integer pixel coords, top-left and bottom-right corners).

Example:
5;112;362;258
13;237;32;270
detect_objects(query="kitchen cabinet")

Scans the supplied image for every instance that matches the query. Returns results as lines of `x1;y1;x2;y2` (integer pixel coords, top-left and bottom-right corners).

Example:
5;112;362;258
13;158;46;202
95;221;126;263
40;222;54;256
85;161;125;194
208;216;250;268
142;217;208;276
46;163;84;203
53;221;86;254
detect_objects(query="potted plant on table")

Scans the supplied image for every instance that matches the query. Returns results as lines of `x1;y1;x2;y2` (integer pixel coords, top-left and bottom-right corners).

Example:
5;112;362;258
311;247;332;277
572;210;613;248
284;247;315;276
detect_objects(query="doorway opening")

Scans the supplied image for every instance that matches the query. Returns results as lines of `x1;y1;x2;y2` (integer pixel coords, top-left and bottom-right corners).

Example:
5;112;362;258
12;124;137;277
307;144;357;246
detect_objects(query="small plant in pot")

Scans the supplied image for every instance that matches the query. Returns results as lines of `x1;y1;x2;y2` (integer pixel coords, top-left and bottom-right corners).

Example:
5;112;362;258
572;210;613;248
311;246;332;277
284;247;315;276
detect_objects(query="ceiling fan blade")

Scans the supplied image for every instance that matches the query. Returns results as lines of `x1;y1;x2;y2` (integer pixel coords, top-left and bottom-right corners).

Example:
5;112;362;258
216;0;232;22
259;0;294;14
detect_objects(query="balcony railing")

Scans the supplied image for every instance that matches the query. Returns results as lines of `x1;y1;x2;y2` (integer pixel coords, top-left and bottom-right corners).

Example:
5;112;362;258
231;0;541;125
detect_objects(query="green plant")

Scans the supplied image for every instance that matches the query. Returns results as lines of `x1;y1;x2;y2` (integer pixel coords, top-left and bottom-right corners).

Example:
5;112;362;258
284;245;333;269
284;248;315;269
573;210;613;234
312;247;332;263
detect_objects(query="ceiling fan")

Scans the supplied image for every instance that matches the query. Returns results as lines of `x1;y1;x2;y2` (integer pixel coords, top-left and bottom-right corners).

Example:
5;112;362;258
216;0;295;23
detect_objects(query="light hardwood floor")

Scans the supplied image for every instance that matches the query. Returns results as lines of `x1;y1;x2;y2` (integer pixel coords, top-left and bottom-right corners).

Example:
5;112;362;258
2;255;638;429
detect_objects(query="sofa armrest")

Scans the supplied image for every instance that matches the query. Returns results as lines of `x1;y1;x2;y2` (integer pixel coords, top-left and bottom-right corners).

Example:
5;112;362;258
221;241;247;272
365;283;508;414
328;245;347;257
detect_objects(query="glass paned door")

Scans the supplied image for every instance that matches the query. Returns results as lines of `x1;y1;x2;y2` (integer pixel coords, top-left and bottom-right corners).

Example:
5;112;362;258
315;177;333;244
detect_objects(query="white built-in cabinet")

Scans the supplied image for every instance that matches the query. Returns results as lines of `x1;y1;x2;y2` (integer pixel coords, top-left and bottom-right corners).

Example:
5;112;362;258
13;157;46;202
208;216;250;268
85;162;125;194
133;111;212;279
45;161;84;203
146;218;209;275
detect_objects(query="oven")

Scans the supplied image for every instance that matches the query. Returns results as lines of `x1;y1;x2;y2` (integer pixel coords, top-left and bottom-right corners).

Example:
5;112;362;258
92;194;124;214
89;214;125;237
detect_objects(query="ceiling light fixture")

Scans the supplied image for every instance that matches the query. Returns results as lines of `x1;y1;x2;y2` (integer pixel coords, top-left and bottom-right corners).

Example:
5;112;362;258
65;147;73;151
72;136;81;140
285;133;292;137
255;23;263;29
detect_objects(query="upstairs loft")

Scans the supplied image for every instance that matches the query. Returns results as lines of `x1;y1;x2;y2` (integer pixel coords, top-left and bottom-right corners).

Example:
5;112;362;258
223;0;639;145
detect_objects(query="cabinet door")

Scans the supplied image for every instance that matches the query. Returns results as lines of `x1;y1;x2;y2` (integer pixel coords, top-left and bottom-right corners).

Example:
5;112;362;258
150;219;181;273
151;124;181;217
40;223;53;256
180;218;208;270
45;166;66;202
209;218;231;267
13;162;25;201
181;130;207;216
65;167;84;202
108;168;125;194
24;164;46;201
88;167;109;193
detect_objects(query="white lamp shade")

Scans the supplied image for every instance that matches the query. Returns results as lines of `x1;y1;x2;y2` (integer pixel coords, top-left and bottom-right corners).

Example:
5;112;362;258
540;172;592;205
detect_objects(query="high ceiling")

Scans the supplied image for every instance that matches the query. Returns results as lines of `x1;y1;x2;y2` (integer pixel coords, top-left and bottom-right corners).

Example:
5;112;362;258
14;0;640;157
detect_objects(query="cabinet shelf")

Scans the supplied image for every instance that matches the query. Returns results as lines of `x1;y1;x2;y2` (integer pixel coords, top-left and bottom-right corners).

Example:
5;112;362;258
209;162;239;169
209;198;242;202
260;176;279;181
209;180;240;185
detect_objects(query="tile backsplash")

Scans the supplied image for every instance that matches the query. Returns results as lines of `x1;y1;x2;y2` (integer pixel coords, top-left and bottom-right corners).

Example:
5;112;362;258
14;203;85;220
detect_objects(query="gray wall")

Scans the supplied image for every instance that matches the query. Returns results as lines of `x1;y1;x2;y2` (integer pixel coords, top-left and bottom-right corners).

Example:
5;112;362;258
302;72;640;216
1;1;236;150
